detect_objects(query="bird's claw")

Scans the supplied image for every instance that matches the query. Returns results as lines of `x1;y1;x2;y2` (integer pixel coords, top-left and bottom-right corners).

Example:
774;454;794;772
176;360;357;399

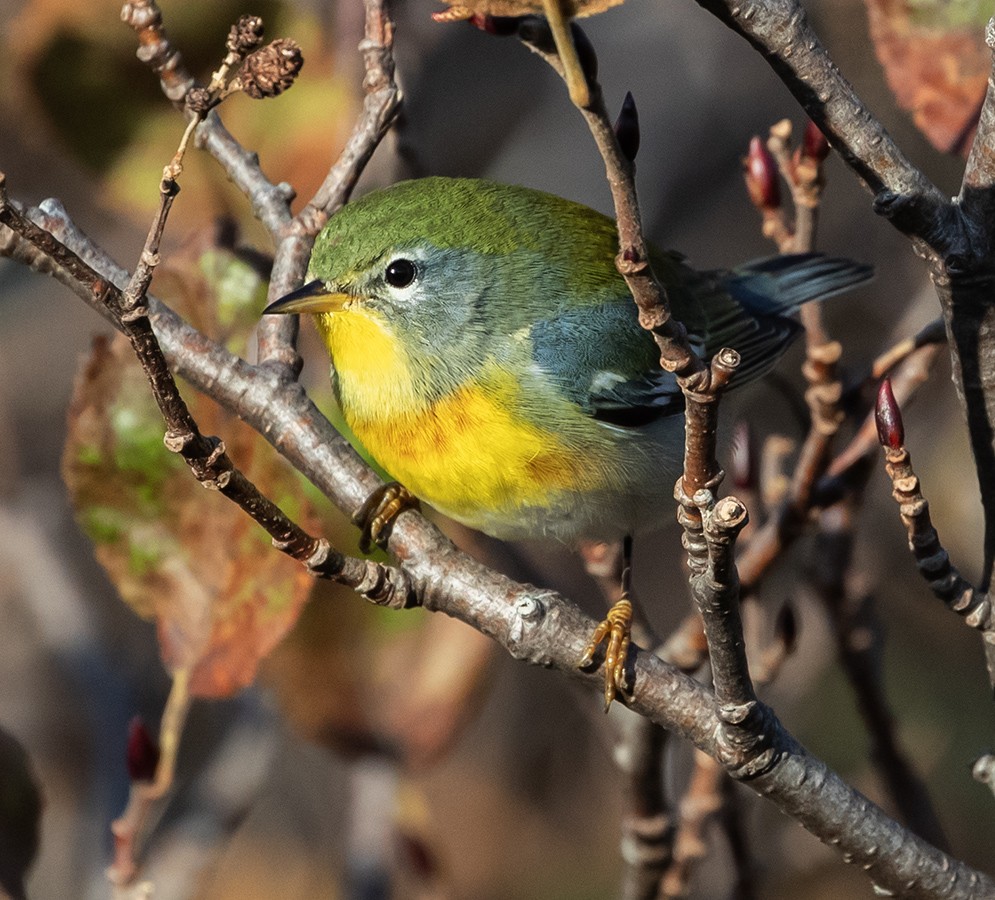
353;482;419;554
579;596;633;710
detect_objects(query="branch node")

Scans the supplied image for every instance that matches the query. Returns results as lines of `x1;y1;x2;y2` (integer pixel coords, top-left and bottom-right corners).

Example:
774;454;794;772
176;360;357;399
162;430;192;453
515;594;546;621
120;306;150;323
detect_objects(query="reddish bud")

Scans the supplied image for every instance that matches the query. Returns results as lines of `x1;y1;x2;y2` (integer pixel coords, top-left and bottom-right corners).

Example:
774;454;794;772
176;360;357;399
875;378;905;450
622;247;640;263
614;92;640;163
803;119;830;162
126;716;160;783
743;136;781;210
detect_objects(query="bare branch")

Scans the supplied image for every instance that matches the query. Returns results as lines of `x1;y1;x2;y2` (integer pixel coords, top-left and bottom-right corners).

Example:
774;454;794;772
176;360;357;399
693;0;948;241
297;0;402;234
0;179;411;612
879;435;995;691
109;671;191;887
660;750;725;899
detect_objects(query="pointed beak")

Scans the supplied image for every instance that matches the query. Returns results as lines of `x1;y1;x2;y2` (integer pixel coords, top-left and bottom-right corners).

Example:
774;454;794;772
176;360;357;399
263;280;351;314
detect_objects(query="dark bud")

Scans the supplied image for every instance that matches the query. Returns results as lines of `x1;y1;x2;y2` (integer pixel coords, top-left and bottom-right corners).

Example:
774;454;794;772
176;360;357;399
240;38;304;99
775;602;798;656
227;15;265;57
184;86;213;116
517;16;555;53
730;420;755;490
613;91;640;163
468;13;522;36
802;119;830;162
569;22;598;86
875;377;905;450
743;136;780;210
126;716;160;783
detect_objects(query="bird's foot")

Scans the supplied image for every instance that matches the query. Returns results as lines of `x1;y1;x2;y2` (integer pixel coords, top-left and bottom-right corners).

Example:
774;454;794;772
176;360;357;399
579;596;633;711
353;482;419;554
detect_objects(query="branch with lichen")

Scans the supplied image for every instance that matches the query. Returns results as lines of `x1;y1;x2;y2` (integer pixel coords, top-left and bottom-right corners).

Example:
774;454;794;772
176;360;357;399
0;175;412;617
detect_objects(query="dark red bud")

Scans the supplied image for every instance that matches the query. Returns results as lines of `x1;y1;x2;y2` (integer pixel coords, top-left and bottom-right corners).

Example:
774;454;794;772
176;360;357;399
775;602;798;655
622;247;640;263
743;136;781;210
803;119;831;162
126;716;160;783
614;91;640;163
730;420;755;490
875;378;905;450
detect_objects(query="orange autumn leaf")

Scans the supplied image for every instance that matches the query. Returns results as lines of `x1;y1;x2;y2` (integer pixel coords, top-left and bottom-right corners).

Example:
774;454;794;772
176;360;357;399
865;0;990;156
62;236;316;697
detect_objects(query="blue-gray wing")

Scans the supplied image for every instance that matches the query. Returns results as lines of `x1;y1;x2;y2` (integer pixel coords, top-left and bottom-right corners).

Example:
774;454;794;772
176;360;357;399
529;301;686;428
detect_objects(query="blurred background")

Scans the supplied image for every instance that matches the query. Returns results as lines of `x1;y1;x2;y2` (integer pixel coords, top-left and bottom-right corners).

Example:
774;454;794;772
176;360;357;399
0;0;992;897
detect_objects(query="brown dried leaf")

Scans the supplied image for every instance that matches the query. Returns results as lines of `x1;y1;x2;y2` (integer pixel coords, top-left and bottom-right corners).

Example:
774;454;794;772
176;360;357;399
63;237;316;698
864;0;990;155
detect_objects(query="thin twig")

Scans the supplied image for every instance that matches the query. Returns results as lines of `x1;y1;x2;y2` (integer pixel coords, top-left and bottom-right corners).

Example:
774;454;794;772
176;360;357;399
880;441;995;690
520;23;705;383
109;668;191;888
252;0;402;373
0;177;412;611
579;541;672;899
660;750;725;899
809;502;949;850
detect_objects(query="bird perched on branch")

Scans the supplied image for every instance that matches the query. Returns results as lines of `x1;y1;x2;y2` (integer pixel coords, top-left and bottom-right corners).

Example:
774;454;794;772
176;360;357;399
265;176;870;704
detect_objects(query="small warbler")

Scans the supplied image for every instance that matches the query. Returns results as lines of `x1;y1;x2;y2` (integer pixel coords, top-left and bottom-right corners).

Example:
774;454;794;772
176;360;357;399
265;177;869;698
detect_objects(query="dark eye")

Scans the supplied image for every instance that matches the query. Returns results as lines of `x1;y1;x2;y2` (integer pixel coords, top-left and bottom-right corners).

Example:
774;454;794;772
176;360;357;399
385;258;417;288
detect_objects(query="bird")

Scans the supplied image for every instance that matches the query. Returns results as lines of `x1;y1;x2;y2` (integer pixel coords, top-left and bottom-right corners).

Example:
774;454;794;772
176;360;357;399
264;176;870;704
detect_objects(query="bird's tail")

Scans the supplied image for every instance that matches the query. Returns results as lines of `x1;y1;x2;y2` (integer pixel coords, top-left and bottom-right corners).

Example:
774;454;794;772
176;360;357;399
726;253;874;317
701;253;872;386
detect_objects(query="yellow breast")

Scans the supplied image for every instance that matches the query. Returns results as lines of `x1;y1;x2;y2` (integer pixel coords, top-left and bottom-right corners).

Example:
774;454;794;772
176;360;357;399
314;308;601;525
